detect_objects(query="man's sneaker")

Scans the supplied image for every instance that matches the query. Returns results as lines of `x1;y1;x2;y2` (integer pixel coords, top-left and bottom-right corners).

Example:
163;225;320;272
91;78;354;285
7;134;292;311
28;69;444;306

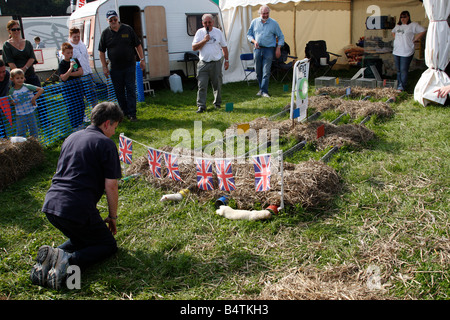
30;245;56;287
256;90;262;96
261;92;270;98
47;248;71;290
196;106;206;113
128;115;138;122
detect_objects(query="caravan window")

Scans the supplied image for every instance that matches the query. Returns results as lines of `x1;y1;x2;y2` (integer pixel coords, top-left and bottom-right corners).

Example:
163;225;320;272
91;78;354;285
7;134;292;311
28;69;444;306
186;14;220;36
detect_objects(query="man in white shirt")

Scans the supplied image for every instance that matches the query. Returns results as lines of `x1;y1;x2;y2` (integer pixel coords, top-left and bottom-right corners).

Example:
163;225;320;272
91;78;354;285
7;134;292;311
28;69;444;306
192;14;229;113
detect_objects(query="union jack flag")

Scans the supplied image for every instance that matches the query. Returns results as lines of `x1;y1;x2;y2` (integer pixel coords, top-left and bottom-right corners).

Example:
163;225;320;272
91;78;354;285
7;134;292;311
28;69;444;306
195;158;214;190
147;148;162;178
215;159;236;191
119;135;132;164
164;153;182;181
252;154;271;191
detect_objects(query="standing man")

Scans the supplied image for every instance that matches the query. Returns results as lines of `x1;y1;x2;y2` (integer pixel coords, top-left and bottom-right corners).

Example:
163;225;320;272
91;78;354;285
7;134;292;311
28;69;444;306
98;10;145;122
31;102;124;290
0;59;10;138
247;5;284;98
192;14;229;113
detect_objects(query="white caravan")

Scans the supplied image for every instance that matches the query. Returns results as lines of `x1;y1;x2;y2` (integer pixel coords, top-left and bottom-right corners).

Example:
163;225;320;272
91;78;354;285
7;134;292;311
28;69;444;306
69;0;223;84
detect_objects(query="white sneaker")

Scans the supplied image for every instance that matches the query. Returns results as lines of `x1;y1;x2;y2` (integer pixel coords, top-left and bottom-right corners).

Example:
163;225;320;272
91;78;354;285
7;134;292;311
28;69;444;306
256;90;262;96
261;92;270;98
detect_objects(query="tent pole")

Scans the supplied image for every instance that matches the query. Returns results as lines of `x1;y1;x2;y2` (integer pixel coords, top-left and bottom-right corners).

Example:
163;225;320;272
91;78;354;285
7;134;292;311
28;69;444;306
293;2;297;57
350;0;353;46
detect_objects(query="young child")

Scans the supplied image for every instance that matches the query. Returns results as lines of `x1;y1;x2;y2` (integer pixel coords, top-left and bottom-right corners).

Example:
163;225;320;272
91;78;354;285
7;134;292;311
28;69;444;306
8;68;44;138
59;42;85;130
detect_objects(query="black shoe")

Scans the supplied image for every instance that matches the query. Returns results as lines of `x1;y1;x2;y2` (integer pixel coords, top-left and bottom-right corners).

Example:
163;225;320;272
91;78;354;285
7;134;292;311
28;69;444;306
214;105;221;109
129;115;138;122
196;107;205;113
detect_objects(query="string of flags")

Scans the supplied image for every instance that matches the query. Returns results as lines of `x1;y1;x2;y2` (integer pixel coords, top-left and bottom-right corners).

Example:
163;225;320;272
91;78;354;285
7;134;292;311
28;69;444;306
118;134;272;192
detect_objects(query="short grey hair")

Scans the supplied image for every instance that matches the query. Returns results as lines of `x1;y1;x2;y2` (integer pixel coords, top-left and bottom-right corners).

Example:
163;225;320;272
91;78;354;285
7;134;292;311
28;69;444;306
202;14;214;21
258;5;270;14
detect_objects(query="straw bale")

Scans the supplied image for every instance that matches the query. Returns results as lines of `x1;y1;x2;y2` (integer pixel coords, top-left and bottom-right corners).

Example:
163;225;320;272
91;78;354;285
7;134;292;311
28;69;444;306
0;138;45;191
228;118;376;150
126;148;341;210
308;95;394;119
288;121;376;150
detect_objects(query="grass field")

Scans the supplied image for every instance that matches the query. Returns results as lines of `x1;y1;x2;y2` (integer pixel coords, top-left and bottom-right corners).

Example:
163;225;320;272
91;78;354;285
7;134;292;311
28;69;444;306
0;74;449;301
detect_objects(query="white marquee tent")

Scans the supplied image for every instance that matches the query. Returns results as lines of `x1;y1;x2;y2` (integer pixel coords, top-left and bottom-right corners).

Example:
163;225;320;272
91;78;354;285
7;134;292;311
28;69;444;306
414;0;450;106
220;0;428;84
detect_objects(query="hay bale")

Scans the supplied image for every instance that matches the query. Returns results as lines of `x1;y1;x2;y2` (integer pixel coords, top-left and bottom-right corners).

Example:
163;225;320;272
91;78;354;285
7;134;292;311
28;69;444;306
226;118;376;151
308;95;394;119
315;86;399;100
0;138;45;191
127;147;341;210
288;121;376;150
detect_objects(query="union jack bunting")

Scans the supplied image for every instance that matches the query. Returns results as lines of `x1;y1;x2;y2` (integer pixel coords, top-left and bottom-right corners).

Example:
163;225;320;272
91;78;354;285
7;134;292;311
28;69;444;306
147;148;162;178
119;135;132;164
252;154;271;192
195;158;214;191
164;153;182;181
215;159;236;191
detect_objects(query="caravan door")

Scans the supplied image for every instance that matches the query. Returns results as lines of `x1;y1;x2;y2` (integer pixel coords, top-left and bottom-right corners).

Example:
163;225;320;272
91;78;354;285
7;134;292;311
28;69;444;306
144;6;170;79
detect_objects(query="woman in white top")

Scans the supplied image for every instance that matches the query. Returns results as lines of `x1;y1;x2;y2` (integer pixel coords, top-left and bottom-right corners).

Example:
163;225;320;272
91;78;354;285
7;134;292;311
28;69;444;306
69;27;97;110
391;11;426;91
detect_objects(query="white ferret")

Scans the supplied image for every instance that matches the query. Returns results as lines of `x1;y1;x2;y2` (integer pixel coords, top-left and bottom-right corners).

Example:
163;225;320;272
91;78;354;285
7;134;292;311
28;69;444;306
160;193;184;201
215;206;272;221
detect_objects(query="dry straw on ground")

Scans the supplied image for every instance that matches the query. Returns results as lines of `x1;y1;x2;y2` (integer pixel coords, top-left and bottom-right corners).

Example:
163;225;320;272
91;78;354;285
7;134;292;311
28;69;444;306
254;264;389;300
0;138;45;190
308;95;394;119
227;117;376;150
315;86;399;101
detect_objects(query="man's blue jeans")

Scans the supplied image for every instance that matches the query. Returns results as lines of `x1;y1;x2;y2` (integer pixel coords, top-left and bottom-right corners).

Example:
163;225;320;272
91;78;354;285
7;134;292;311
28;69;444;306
110;65;136;117
254;47;275;94
394;54;414;91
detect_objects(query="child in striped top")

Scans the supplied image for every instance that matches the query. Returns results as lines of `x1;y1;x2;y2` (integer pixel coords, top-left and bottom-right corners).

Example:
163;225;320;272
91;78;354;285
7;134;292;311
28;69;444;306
8;68;44;138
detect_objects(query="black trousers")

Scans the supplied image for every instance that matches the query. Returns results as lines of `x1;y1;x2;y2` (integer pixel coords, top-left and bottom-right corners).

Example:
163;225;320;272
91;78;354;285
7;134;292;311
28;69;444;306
45;213;117;271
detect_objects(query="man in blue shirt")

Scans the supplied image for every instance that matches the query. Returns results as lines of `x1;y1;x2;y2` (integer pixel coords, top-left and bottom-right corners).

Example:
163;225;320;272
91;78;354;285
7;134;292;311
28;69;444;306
247;5;284;98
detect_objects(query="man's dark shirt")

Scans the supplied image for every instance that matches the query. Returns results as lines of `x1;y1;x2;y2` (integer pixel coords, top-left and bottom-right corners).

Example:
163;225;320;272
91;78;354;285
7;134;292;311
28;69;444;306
42;125;121;224
98;23;141;70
